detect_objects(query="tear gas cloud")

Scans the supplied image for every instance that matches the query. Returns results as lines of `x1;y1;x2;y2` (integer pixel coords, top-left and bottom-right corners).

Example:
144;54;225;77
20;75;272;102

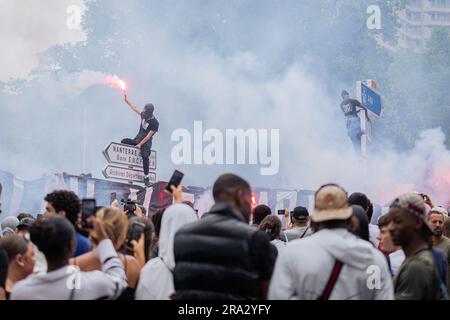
0;0;448;207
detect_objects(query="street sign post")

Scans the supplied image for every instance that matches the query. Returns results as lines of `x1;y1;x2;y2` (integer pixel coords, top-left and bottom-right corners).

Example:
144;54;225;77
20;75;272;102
356;79;382;157
361;83;383;118
103;142;156;170
102;165;156;184
103;142;157;185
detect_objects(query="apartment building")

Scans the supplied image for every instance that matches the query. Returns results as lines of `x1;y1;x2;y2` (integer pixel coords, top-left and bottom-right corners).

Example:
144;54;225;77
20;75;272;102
397;0;450;49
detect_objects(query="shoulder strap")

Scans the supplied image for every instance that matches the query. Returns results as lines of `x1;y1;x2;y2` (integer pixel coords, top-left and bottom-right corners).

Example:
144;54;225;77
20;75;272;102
317;260;344;300
69;272;77;300
120;254;128;274
160;257;174;274
386;255;394;278
300;227;309;239
283;232;289;243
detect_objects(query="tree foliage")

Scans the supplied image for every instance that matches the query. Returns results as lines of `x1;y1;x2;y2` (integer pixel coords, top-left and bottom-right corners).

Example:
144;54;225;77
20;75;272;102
44;0;449;148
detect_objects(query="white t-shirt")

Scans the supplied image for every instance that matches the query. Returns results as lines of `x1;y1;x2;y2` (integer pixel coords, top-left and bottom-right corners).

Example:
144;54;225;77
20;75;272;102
271;239;286;254
388;250;405;276
33;247;47;274
369;224;380;248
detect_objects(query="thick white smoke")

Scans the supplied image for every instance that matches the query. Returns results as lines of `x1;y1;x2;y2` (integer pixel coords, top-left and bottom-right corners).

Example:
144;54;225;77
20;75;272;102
0;1;449;209
37;70;126;102
0;0;86;82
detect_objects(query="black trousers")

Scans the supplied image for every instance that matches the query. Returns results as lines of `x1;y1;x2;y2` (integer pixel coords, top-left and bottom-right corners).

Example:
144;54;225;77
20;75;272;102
121;138;152;175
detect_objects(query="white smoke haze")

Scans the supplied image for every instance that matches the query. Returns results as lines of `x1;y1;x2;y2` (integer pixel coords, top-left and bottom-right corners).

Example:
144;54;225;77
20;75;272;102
0;1;449;207
34;70;127;103
0;0;87;82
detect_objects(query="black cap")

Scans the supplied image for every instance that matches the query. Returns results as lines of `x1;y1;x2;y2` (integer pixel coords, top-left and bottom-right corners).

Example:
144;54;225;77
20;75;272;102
341;90;349;97
291;206;309;223
348;192;370;211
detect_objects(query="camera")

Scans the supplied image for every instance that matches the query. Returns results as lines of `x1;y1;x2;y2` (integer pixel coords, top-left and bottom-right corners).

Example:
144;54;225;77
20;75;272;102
121;199;137;217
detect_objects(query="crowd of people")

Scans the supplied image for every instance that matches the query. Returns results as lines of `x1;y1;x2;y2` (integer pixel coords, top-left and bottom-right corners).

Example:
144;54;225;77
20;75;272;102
0;173;449;300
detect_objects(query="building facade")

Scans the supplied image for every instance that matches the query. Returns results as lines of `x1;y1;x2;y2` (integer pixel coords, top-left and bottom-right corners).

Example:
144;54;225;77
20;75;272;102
398;0;450;50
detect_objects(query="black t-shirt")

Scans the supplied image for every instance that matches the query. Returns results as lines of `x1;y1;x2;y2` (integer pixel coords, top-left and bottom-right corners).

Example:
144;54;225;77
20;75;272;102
340;98;362;117
135;113;159;145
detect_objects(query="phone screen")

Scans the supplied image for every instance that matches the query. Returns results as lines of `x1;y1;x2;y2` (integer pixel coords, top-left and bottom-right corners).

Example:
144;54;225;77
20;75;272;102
129;221;145;243
277;209;285;215
81;199;97;218
166;170;184;193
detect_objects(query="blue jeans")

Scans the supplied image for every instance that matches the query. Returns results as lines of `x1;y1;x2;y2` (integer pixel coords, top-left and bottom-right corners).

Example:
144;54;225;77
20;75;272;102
346;116;362;154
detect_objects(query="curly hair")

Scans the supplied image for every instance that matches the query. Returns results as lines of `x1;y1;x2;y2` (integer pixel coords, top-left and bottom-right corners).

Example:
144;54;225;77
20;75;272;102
44;190;81;225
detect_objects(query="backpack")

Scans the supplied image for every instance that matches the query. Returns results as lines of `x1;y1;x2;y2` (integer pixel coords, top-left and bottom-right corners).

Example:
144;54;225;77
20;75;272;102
431;248;449;300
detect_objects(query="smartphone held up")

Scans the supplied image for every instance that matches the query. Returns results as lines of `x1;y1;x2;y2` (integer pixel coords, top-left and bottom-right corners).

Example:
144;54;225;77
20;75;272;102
81;199;97;219
128;221;146;246
166;170;184;193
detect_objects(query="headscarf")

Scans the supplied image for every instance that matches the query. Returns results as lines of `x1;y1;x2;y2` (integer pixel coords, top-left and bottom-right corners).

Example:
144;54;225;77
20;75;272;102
158;203;197;270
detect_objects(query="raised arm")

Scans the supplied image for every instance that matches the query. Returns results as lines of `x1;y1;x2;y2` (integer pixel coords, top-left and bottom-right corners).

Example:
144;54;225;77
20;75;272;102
124;94;141;115
354;99;370;121
91;217;127;299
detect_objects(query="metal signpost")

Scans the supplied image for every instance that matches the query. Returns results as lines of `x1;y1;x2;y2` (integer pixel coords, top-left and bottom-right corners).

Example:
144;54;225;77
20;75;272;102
102;165;156;184
356;79;383;157
103;142;156;185
103;142;156;170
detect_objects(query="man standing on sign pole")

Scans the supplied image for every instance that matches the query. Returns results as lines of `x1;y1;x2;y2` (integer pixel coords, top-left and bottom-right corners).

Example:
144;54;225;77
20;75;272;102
340;90;368;156
121;94;159;187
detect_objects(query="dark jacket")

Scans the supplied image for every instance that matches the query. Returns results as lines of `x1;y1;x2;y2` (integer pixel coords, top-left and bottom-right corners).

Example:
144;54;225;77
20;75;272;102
173;203;265;300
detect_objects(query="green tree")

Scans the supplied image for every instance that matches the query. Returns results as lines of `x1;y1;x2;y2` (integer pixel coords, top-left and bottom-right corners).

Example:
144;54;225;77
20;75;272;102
379;26;450;148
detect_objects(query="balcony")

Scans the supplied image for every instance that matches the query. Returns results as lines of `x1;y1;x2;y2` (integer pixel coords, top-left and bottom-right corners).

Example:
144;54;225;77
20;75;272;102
427;19;450;25
425;7;450;13
406;4;424;12
399;27;426;39
424;0;450;12
397;10;424;25
423;12;450;25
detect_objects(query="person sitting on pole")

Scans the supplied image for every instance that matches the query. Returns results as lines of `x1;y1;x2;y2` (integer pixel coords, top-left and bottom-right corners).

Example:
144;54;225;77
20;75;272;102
340;90;368;156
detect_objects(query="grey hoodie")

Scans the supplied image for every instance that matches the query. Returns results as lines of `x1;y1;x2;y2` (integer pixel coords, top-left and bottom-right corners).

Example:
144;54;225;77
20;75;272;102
269;228;394;300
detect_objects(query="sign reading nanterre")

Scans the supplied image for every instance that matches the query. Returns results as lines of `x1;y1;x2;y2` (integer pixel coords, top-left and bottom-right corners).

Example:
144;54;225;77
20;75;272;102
103;142;156;170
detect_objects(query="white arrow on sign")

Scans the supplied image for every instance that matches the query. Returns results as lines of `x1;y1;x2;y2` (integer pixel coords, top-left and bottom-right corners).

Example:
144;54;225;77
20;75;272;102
103;142;156;170
102;165;156;184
